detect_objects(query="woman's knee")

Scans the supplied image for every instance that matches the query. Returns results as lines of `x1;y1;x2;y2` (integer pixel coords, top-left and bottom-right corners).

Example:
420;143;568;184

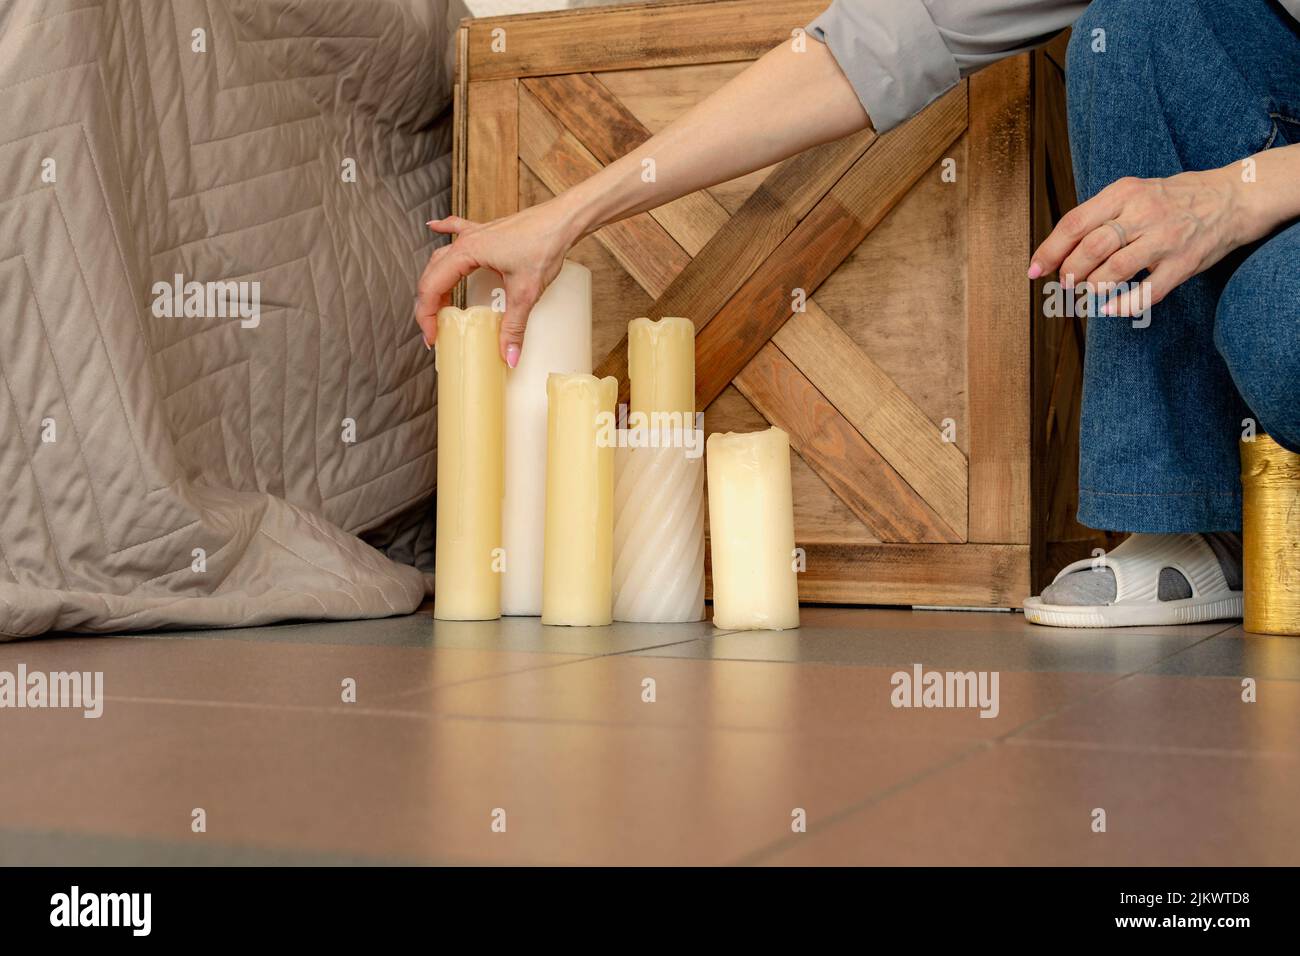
1215;226;1300;450
1067;0;1162;74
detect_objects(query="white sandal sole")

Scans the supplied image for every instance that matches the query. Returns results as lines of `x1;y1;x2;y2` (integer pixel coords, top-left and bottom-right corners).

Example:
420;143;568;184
1023;592;1243;628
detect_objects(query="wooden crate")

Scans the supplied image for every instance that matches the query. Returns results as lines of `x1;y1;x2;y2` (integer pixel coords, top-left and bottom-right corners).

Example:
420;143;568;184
453;1;1106;607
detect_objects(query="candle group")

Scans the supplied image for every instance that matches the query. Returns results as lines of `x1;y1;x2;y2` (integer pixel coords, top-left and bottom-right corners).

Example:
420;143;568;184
433;305;505;621
433;266;800;631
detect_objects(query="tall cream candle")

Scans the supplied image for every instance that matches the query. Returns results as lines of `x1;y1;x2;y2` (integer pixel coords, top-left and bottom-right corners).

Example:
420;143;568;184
467;262;592;616
434;306;505;620
542;373;618;626
628;316;695;421
706;426;800;630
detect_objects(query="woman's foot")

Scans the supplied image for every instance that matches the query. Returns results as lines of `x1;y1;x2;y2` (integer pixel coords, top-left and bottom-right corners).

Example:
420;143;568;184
1023;532;1243;628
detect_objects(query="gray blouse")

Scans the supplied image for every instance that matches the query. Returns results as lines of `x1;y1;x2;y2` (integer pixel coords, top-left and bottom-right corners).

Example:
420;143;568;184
808;0;1300;132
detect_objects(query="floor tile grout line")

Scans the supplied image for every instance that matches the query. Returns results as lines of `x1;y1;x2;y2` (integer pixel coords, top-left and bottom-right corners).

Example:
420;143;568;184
991;627;1256;745
729;741;996;867
93;692;1044;746
1003;736;1300;762
367;631;736;704
729;635;1255;866
364;652;608;704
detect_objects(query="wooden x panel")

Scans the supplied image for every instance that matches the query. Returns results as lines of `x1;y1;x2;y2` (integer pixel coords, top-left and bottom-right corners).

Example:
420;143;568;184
454;0;1058;605
517;84;691;295
516;75;968;543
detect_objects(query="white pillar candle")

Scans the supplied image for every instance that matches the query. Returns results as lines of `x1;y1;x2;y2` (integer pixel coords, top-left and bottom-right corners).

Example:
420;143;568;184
706;427;800;631
613;434;706;622
542;373;618;626
467;262;592;616
434;306;505;621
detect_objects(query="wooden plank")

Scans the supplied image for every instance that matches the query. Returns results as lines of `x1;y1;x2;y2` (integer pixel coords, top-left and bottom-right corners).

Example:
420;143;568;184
466;0;827;80
466;79;519;222
705;542;1031;607
453;27;469;221
451;26;469;308
1041;59;1077;213
1045;28;1071;75
520;73;726;255
516;84;691;297
599;61;751;133
967;58;1032;543
523;73;646;163
650;129;877;326
773;303;969;539
734;344;962;544
694;85;968;409
705;385;880;545
813;146;970;454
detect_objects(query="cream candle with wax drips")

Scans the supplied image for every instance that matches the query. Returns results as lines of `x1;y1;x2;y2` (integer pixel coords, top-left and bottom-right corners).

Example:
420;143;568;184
433;305;505;621
542;373;618;626
706;426;800;631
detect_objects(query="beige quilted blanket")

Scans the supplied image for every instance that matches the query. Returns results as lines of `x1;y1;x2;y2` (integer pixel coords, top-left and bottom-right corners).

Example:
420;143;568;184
0;0;452;638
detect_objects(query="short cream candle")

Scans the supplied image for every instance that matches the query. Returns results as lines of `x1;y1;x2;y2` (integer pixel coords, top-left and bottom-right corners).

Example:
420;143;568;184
467;262;592;616
706;426;800;630
628;316;695;421
434;306;505;621
542;373;618;626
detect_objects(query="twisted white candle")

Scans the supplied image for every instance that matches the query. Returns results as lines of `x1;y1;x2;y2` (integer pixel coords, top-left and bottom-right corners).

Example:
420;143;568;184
613;432;706;623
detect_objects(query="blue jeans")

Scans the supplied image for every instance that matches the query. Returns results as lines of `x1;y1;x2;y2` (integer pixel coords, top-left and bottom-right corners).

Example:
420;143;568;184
1066;0;1300;533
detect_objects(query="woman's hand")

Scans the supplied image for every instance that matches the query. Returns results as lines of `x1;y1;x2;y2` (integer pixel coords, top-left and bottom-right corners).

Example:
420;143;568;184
415;198;577;366
1028;165;1268;317
413;36;872;365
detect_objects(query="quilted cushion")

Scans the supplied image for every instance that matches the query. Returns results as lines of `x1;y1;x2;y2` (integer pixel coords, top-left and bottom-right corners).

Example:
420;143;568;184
0;0;451;638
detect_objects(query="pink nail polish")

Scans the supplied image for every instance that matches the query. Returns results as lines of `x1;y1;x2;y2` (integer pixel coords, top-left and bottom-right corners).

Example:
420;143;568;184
505;344;520;369
1027;262;1042;280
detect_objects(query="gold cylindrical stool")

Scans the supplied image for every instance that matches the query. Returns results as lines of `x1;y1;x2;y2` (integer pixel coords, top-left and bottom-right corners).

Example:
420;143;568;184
1241;435;1300;635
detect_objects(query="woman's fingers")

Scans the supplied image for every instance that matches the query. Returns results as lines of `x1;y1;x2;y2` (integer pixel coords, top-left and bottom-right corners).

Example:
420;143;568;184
1086;235;1160;290
1029;178;1137;277
1058;222;1126;288
427;216;481;237
1101;258;1185;317
499;272;543;369
415;245;480;346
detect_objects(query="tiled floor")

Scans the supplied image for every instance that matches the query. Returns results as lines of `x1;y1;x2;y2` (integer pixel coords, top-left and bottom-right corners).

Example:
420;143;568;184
1;606;1297;865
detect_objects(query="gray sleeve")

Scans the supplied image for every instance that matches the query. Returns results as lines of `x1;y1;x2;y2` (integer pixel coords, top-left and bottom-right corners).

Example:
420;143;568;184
807;0;1087;133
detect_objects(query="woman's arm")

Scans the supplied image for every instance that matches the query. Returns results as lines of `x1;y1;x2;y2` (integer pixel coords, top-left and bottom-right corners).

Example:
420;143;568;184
1029;142;1300;317
415;37;870;364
